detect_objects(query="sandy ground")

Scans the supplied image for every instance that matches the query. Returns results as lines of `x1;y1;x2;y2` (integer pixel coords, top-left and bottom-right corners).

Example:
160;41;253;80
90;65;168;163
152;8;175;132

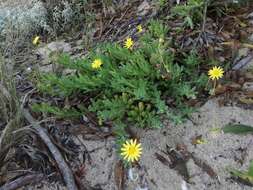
82;98;253;190
28;97;253;190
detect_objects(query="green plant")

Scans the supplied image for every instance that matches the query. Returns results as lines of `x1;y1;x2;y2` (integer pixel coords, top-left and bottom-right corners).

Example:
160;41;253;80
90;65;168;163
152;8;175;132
34;20;207;137
222;123;253;135
229;160;253;186
155;0;168;8
172;0;205;29
221;123;253;185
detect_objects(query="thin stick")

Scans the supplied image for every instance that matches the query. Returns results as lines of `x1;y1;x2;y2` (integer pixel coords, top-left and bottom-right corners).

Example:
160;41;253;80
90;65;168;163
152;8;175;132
22;109;78;190
0;174;44;190
194;0;209;48
201;0;209;33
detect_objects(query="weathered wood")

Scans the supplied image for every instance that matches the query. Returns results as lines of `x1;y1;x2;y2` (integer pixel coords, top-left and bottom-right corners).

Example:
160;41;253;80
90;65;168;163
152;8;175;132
22;109;78;190
0;174;44;190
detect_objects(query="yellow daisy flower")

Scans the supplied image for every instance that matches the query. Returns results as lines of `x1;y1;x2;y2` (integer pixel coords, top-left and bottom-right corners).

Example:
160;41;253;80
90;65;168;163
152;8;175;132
124;37;134;49
91;59;103;69
32;36;40;45
137;25;143;33
208;66;224;80
121;139;142;163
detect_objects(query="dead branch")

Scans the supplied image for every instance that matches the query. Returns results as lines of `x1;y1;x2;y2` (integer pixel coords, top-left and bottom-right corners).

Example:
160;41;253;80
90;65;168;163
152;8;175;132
22;109;78;190
0;174;44;190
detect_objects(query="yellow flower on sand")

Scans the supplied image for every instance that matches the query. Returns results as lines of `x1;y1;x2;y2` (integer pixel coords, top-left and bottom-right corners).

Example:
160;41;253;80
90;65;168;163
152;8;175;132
124;37;134;49
121;139;142;163
208;66;224;80
32;36;40;45
92;59;103;69
137;25;143;33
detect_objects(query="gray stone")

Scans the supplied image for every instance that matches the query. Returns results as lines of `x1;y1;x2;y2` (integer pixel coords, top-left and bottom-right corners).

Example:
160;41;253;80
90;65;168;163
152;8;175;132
37;41;72;65
242;82;253;91
248;34;253;43
232;48;253;71
238;48;249;58
137;1;152;16
249;20;253;26
247;11;253;19
36;40;73;73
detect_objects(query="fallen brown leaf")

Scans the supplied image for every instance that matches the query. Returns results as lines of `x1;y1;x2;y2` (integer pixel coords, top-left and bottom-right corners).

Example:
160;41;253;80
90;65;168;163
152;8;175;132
155;152;171;167
191;153;219;180
239;97;253;104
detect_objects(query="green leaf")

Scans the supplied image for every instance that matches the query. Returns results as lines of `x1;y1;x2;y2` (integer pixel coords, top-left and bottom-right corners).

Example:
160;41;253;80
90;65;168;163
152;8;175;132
185;16;194;29
222;124;253;135
228;160;253;186
148;20;169;39
149;116;163;128
132;80;148;99
248;160;253;176
32;103;82;118
152;88;167;113
90;98;127;121
113;121;127;138
229;167;253;186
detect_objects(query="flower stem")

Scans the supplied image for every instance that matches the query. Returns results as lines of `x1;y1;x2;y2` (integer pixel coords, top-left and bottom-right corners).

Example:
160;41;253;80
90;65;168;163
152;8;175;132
213;79;217;95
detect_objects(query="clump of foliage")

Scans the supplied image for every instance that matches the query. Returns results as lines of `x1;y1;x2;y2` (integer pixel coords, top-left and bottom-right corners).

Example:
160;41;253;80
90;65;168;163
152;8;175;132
34;20;207;137
171;0;251;29
172;0;205;29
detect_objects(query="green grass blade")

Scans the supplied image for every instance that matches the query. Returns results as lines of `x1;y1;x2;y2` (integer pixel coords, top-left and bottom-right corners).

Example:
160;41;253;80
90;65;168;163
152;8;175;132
222;124;253;135
248;160;253;176
230;168;253;185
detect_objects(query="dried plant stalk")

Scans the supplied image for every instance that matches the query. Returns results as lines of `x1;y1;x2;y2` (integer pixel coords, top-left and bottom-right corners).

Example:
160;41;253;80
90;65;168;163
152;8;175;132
0;56;21;158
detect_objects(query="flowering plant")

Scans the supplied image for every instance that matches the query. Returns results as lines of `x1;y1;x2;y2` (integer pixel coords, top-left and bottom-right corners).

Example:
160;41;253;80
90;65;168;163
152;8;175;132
34;20;207;137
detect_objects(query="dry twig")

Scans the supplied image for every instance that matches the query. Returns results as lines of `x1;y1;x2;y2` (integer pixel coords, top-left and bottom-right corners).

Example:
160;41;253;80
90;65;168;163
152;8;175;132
22;109;78;190
0;174;44;190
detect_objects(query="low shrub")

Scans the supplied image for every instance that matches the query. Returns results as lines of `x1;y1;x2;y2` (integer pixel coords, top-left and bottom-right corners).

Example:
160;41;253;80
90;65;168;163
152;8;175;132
33;20;208;137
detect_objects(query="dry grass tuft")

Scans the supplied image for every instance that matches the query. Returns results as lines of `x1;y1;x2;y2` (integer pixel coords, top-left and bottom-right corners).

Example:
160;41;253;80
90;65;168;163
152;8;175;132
0;55;22;169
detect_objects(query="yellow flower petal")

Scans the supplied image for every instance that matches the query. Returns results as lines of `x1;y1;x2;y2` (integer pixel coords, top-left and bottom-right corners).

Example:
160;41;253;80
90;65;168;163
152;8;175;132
32;36;40;45
120;139;142;163
208;66;224;80
121;148;127;152
124;37;134;49
137;25;143;33
91;59;103;69
121;152;127;156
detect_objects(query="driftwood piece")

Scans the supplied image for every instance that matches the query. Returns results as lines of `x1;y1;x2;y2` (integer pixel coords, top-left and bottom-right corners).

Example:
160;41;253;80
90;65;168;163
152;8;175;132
0;174;44;190
22;109;78;190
